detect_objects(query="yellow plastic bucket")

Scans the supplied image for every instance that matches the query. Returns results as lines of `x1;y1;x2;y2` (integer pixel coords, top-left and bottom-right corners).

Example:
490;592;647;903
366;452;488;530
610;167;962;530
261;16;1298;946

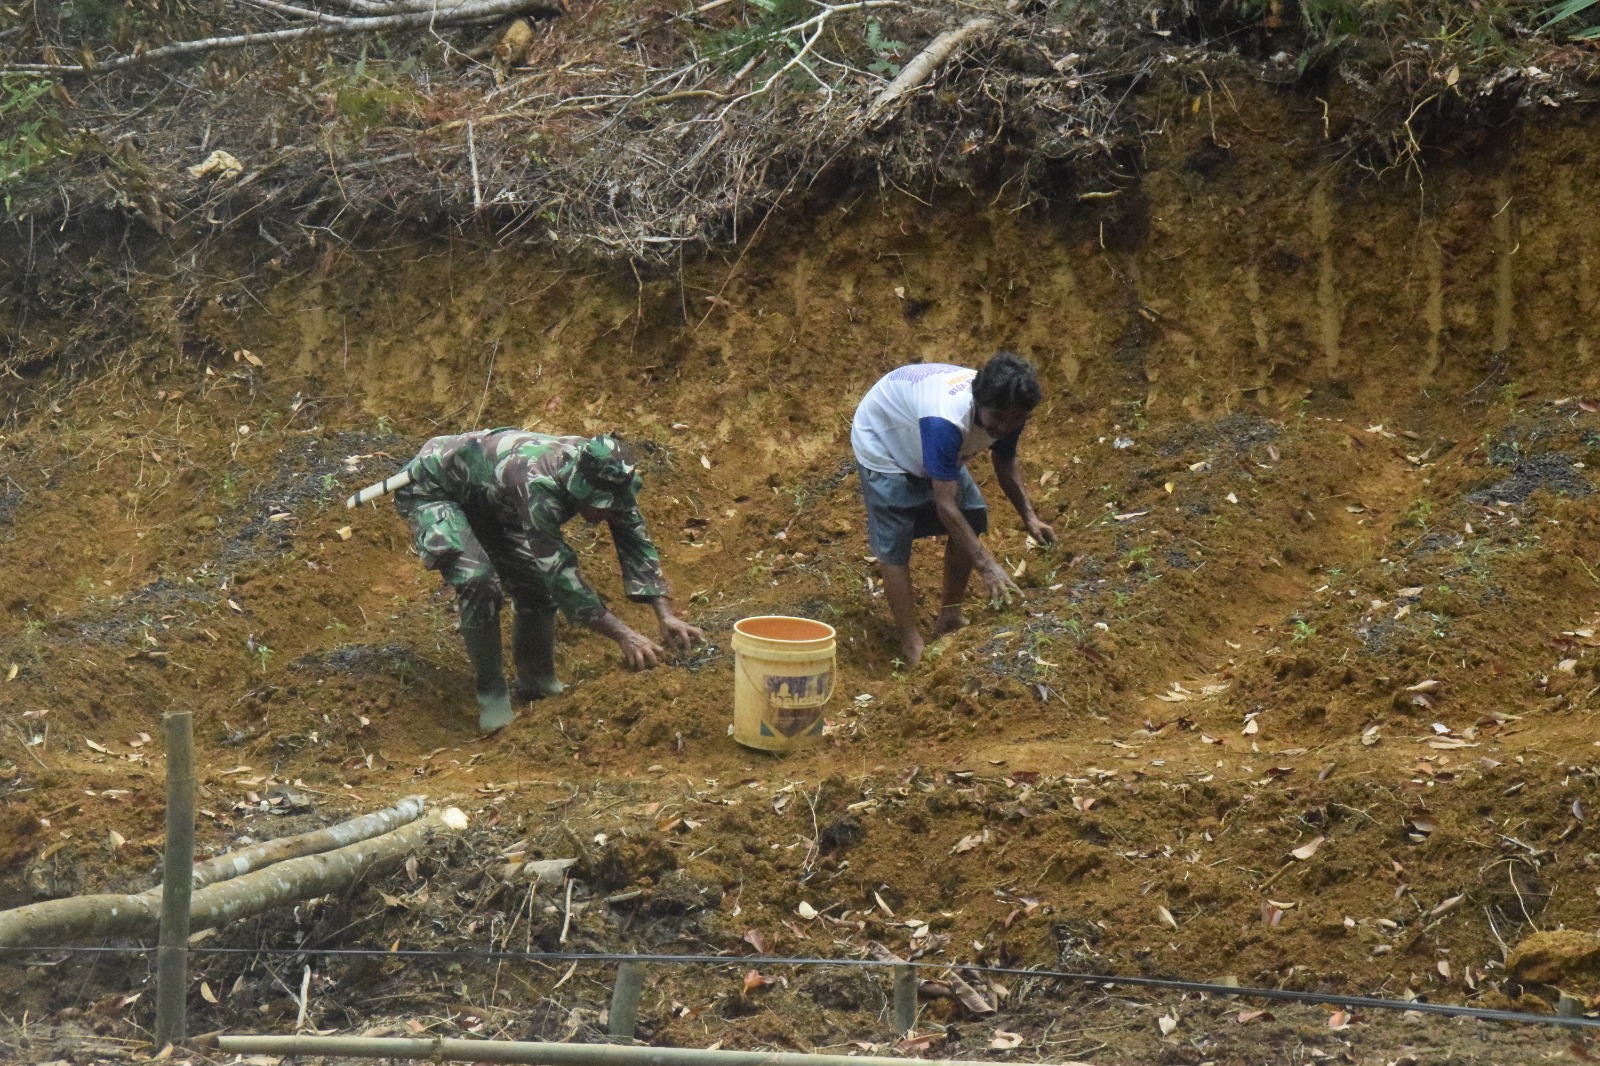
731;616;837;751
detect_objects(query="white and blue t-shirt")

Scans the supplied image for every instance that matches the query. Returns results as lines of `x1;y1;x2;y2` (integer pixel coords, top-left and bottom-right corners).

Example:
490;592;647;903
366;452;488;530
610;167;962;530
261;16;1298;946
851;364;1022;480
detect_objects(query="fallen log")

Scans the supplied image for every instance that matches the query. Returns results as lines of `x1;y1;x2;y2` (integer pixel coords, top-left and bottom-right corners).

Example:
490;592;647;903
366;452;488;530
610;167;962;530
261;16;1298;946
865;17;997;120
0;807;467;949
190;795;427;888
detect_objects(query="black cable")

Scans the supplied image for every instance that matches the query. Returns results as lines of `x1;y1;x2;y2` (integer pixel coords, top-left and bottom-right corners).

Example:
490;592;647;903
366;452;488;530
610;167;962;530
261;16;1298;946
3;944;1596;1030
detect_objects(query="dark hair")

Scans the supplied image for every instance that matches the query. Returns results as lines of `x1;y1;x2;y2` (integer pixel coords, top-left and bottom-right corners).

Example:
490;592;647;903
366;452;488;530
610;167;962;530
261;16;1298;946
972;351;1041;412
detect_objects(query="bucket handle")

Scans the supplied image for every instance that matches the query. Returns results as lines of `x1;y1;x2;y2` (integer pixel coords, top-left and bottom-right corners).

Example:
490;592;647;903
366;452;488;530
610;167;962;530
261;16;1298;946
729;641;838;663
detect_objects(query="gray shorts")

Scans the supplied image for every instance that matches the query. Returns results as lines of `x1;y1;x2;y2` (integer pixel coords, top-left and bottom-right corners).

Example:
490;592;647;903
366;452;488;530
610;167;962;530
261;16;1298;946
856;463;988;566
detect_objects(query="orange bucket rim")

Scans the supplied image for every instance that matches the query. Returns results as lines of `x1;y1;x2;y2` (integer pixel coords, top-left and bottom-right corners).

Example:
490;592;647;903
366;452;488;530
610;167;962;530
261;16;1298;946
733;615;837;643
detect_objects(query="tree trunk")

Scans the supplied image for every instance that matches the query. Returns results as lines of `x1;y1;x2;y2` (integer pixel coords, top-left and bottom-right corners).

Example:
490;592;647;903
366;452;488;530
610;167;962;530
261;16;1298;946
190;795;427;888
0;807;467;949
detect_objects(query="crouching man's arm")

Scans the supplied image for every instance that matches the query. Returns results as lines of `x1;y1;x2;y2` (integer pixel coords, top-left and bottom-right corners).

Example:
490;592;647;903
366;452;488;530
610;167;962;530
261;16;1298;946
993;451;1056;546
608;506;704;653
930;478;1022;608
588;610;668;670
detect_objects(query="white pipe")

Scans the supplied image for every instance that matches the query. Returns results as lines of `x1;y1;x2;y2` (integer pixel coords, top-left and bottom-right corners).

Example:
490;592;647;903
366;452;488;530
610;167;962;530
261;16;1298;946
215;1035;1027;1066
345;468;412;508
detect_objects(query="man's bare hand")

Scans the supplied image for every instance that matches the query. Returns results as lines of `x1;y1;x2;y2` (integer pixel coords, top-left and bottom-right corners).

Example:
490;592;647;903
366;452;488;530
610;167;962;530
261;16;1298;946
615;629;665;670
1025;516;1056;546
979;560;1023;608
660;614;704;653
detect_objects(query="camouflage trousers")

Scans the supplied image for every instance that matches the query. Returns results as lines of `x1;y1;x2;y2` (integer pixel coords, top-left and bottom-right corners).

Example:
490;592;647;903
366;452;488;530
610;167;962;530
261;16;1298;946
393;488;556;629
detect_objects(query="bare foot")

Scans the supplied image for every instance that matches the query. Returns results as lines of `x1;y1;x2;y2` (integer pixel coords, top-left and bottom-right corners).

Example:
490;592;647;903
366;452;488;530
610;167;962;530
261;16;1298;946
898;631;925;669
930;611;969;640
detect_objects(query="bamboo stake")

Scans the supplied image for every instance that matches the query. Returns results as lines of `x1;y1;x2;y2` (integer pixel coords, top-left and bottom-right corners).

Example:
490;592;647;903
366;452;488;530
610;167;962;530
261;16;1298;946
153;710;195;1049
607;962;645;1039
892;963;916;1035
216;1035;1022;1066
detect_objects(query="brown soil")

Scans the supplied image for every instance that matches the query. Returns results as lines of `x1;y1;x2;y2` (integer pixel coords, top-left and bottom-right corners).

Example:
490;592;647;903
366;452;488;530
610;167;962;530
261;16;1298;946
3;81;1600;1065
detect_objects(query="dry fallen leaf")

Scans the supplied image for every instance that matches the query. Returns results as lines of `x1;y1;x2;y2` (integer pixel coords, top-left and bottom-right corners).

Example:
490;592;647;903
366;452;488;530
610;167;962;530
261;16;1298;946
1327;1009;1352;1030
4;663;16;682
336;526;353;541
1157;905;1178;930
742;970;776;994
1406;679;1441;692
1429;894;1464;918
989;1030;1024;1050
796;900;819;920
1242;719;1259;736
951;832;986;854
1158;1012;1179;1036
85;738;111;754
108;830;125;849
1291;836;1325;861
200;981;218;1004
700;454;712;469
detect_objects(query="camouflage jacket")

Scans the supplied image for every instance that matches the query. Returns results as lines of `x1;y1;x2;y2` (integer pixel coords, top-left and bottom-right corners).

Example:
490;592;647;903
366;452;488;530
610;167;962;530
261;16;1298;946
404;429;669;624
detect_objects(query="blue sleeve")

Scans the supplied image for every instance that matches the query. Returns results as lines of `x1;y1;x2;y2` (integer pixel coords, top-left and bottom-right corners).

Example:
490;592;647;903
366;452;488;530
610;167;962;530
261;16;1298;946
990;427;1022;462
919;417;964;481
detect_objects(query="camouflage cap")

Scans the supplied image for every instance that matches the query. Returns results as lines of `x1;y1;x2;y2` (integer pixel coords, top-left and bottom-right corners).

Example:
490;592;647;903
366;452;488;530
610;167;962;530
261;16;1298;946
564;434;641;511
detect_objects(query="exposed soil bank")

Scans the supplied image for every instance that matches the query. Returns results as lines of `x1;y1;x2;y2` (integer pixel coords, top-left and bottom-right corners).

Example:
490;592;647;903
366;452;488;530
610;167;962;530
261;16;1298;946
2;80;1600;1064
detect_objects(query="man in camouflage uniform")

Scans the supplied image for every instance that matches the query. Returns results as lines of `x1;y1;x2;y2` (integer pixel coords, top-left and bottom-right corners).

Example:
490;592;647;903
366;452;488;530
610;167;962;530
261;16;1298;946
393;429;703;730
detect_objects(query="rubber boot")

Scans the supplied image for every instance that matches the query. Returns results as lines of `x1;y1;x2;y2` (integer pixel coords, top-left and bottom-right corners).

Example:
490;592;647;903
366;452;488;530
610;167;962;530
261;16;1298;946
512;607;566;701
459;620;514;731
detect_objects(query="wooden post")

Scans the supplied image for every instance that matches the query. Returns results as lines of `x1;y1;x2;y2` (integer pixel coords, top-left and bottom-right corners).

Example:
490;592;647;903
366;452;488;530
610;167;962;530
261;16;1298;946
892;964;916;1036
607;961;646;1040
153;710;195;1050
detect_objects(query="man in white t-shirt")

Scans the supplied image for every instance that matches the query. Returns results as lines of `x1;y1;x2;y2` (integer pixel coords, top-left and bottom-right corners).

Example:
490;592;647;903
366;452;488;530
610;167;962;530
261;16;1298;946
850;352;1056;667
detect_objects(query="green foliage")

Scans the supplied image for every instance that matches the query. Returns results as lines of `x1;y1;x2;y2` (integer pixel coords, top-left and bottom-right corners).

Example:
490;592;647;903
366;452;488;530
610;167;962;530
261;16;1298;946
68;0;124;35
1540;0;1600;37
1292;619;1316;642
1;75;62;204
865;19;905;77
318;50;424;133
705;0;811;74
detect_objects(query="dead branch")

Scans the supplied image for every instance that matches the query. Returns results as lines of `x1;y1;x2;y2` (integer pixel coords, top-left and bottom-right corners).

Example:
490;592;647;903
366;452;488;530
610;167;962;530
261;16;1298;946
0;806;467;948
0;0;565;76
867;16;998;119
715;0;900;120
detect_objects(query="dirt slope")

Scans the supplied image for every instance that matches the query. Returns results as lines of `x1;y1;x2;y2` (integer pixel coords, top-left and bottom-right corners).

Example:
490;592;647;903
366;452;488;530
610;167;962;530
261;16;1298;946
2;80;1600;1065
